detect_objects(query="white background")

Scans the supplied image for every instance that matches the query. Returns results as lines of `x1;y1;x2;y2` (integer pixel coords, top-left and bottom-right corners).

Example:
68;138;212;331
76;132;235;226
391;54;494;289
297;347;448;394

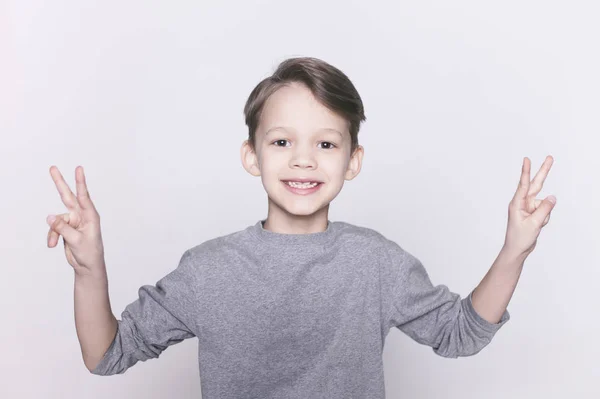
2;0;598;398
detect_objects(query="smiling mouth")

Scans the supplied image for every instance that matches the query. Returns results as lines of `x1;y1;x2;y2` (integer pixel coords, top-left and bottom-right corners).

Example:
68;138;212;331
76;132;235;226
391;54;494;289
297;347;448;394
281;180;324;195
283;180;322;187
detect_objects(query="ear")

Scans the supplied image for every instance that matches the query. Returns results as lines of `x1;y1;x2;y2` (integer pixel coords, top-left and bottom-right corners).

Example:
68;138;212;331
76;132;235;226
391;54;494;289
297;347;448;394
240;140;261;177
345;145;364;181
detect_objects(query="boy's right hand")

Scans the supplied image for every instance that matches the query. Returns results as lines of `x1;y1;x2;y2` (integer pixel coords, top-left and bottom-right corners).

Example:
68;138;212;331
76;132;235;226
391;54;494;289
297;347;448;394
47;166;106;277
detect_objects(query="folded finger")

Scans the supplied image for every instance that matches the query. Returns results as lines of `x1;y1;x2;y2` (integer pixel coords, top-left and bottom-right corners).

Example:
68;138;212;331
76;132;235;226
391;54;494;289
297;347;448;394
542;213;551;226
48;228;60;247
531;196;556;226
48;214;80;244
47;213;69;247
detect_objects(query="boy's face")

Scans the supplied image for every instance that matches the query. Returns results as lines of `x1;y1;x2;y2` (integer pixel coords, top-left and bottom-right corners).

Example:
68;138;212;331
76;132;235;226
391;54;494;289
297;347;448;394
241;81;363;222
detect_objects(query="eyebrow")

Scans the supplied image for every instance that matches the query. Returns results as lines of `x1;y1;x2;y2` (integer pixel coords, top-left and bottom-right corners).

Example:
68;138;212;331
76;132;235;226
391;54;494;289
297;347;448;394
265;126;344;139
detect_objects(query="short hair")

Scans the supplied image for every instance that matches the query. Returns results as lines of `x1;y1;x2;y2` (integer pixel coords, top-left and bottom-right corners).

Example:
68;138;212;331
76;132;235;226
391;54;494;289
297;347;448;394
243;57;366;155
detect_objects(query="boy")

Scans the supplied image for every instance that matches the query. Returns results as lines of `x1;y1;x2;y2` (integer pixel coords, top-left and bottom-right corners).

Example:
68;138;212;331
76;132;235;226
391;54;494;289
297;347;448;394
46;57;556;398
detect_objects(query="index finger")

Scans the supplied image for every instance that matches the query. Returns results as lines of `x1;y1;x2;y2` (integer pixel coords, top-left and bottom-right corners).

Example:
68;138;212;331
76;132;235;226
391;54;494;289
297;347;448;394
50;166;78;210
529;155;554;196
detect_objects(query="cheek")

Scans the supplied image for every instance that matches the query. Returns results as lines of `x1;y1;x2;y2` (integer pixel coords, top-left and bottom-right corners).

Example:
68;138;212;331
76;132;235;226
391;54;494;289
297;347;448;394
321;157;349;177
258;159;281;179
258;161;281;187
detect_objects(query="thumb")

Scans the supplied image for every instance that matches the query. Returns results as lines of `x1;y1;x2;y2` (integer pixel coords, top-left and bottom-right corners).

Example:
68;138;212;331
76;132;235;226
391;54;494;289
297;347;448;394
48;214;81;244
531;195;556;226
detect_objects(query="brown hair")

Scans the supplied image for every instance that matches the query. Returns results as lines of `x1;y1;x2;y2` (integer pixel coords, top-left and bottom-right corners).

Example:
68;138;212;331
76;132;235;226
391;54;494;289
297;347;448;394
243;57;366;155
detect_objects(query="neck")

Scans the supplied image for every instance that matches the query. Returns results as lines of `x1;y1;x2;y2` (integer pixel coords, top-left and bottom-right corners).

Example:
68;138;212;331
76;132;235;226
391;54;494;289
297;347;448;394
263;199;330;234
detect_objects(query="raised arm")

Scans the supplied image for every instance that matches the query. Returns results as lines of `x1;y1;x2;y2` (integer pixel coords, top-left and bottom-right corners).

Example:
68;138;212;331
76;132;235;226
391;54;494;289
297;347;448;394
46;165;117;371
471;155;556;323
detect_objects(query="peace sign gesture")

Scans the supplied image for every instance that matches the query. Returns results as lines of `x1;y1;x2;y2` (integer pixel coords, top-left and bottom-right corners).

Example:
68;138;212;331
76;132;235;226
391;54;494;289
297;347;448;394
503;156;557;258
47;166;106;277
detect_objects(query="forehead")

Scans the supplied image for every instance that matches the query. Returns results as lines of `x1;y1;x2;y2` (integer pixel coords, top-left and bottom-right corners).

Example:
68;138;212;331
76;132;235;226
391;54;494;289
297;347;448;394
258;82;349;135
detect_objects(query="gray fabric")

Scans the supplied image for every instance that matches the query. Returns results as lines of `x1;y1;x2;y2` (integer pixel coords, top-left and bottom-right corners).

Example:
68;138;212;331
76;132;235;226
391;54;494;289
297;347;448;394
91;219;510;398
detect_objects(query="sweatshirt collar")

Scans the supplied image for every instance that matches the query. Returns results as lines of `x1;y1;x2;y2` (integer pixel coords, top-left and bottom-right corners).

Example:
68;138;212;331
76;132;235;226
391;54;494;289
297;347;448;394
250;219;337;246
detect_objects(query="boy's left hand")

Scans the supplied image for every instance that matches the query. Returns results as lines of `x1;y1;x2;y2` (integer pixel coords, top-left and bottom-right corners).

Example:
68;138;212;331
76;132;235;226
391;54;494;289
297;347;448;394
503;155;556;258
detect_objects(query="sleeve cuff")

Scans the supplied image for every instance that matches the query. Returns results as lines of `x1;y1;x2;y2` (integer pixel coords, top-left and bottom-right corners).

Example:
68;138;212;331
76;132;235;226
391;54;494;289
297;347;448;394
463;290;511;334
90;322;120;375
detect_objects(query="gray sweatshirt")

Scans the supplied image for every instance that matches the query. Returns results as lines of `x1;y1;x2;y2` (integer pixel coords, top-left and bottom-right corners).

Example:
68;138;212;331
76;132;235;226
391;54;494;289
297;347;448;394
91;219;510;398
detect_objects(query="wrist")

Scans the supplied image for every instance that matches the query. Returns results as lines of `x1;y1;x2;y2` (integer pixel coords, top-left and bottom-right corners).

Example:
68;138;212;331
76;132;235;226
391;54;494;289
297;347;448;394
500;245;529;265
75;268;108;287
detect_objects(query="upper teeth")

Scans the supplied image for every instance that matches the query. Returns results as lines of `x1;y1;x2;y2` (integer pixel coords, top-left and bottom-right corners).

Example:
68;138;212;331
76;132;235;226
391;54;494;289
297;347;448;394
287;181;319;188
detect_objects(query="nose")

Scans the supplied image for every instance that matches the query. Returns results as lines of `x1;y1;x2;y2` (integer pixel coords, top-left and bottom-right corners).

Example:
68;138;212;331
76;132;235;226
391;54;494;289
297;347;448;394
289;144;317;170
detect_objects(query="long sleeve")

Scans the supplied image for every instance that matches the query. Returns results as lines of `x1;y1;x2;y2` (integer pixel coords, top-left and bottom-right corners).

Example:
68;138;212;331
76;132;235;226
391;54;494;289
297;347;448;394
91;250;198;375
382;240;510;358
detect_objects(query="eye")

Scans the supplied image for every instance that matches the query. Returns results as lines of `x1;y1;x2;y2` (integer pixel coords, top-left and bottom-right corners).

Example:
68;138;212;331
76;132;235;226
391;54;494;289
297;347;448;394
319;142;337;149
272;139;290;147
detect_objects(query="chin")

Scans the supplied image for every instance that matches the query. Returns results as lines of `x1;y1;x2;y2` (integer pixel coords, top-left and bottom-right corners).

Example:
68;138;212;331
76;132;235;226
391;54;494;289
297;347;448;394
270;196;330;218
283;205;324;217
